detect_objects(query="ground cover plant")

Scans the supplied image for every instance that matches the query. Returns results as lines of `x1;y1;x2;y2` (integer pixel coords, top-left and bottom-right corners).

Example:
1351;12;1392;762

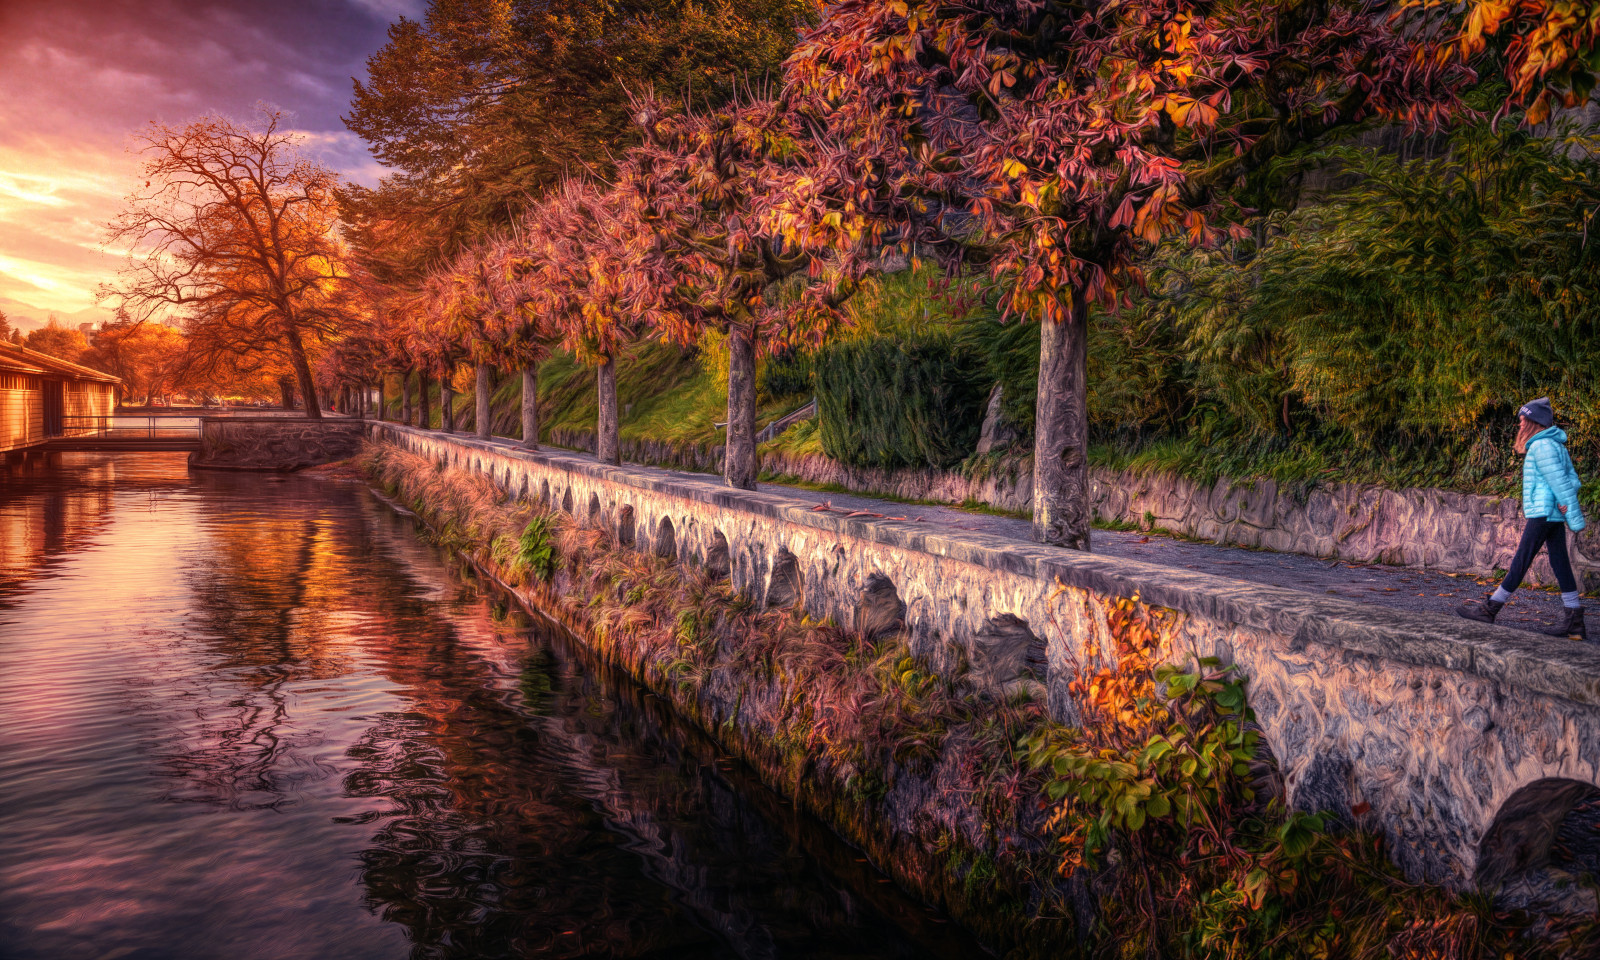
358;441;1600;958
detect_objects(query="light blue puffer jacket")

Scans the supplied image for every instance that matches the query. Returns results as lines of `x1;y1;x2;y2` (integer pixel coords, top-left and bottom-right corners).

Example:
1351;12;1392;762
1523;426;1587;531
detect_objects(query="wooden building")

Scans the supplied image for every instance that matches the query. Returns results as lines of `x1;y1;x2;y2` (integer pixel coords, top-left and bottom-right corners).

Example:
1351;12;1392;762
0;342;120;454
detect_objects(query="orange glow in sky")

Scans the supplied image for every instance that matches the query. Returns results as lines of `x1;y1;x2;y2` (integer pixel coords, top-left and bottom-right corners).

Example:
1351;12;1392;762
0;0;419;329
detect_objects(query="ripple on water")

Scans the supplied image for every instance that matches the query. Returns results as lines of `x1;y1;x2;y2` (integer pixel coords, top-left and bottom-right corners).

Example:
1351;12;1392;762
0;453;975;960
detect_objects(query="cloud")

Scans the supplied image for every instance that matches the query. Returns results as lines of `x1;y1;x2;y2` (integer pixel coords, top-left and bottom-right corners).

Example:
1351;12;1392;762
346;0;428;23
0;0;401;316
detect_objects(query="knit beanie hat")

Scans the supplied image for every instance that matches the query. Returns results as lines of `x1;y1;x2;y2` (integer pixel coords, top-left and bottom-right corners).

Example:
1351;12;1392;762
1519;397;1555;427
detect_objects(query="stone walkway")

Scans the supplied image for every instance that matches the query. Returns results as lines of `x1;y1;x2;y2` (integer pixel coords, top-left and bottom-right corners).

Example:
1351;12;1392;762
725;474;1587;637
474;434;1588;638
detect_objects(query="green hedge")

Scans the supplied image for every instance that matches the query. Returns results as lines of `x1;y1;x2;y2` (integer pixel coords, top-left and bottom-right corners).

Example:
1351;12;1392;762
814;335;988;469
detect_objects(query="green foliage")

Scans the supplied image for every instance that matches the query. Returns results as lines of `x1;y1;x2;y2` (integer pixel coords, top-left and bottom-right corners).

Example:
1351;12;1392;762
814;333;988;469
1016;594;1557;960
758;345;813;399
517;517;559;582
1097;118;1600;495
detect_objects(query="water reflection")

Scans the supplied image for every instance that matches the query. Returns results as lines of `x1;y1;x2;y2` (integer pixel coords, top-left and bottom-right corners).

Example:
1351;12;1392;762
0;452;178;603
0;453;974;960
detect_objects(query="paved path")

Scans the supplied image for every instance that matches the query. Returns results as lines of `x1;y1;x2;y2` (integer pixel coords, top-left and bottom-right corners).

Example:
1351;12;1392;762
485;435;1590;638
728;475;1588;638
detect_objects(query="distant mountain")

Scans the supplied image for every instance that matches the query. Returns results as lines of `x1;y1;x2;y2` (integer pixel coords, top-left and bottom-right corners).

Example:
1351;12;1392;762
0;296;118;334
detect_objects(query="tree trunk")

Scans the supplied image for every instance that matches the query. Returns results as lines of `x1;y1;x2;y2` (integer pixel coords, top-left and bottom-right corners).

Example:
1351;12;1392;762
1032;291;1091;549
278;375;295;410
441;374;455;433
401;372;412;426
596;358;619;465
475;362;492;440
282;322;321;420
521;365;539;450
376;379;386;421
725;325;758;490
419;373;432;429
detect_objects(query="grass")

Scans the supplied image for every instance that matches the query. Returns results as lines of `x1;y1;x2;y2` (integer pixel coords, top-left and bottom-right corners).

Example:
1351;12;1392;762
406;338;825;460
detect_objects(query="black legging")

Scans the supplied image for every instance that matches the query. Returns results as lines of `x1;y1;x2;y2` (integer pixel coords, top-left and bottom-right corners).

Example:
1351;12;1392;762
1501;519;1578;594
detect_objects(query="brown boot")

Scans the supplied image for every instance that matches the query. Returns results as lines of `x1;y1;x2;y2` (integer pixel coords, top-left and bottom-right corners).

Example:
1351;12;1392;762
1543;606;1589;641
1456;594;1505;624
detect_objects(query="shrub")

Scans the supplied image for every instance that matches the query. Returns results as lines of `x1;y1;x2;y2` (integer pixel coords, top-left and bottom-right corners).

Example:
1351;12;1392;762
517;516;559;582
813;334;989;469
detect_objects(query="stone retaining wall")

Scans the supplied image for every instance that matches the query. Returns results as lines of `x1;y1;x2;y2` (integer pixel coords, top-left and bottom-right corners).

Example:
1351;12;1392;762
371;423;1600;895
190;417;366;470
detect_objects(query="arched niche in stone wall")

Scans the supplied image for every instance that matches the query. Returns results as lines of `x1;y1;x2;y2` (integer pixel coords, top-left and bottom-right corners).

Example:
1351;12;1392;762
1476;777;1600;913
705;530;731;580
971;614;1044;689
655;516;676;560
540;480;551;508
561;488;573;515
618;504;636;547
766;549;803;609
854;573;905;640
588;493;602;524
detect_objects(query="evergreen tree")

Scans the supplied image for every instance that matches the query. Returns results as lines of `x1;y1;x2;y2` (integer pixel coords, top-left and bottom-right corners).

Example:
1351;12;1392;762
341;0;812;285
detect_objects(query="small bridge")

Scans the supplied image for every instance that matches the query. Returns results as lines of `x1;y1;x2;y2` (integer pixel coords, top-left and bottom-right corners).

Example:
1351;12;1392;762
39;415;203;452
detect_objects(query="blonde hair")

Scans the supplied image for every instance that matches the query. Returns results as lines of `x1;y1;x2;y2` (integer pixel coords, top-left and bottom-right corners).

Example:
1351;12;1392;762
1514;417;1542;456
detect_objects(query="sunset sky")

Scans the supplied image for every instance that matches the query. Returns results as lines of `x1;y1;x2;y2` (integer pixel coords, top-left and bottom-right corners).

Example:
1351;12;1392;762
0;0;421;328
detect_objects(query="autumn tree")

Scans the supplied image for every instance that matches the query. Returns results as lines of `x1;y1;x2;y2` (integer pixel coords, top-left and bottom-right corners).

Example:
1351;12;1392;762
0;310;11;342
466;233;558;448
170;299;305;406
789;0;1469;548
23;318;89;363
624;94;874;489
1408;0;1600;122
82;318;188;403
103;110;351;419
519;180;656;464
341;0;814;287
415;247;499;437
376;288;443;428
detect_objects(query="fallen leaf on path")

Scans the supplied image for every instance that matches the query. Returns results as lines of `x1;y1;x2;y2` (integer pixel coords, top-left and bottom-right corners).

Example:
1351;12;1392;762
810;501;833;512
844;510;884;518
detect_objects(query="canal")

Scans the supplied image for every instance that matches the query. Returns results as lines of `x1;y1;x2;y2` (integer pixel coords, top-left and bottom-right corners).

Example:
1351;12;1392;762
0;453;976;960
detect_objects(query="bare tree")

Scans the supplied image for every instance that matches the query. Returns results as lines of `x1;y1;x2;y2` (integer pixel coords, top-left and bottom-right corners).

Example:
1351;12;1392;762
103;109;350;418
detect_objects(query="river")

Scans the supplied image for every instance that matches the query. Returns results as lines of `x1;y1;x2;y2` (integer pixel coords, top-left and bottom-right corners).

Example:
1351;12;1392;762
0;452;976;960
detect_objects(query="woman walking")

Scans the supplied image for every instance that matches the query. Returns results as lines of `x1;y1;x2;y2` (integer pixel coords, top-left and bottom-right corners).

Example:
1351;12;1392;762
1458;398;1589;639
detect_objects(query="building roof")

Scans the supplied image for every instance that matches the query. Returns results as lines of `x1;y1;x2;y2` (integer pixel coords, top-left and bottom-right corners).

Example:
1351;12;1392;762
0;341;121;384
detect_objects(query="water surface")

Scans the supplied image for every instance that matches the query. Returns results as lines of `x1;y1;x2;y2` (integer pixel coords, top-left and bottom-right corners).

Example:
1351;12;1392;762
0;453;972;960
